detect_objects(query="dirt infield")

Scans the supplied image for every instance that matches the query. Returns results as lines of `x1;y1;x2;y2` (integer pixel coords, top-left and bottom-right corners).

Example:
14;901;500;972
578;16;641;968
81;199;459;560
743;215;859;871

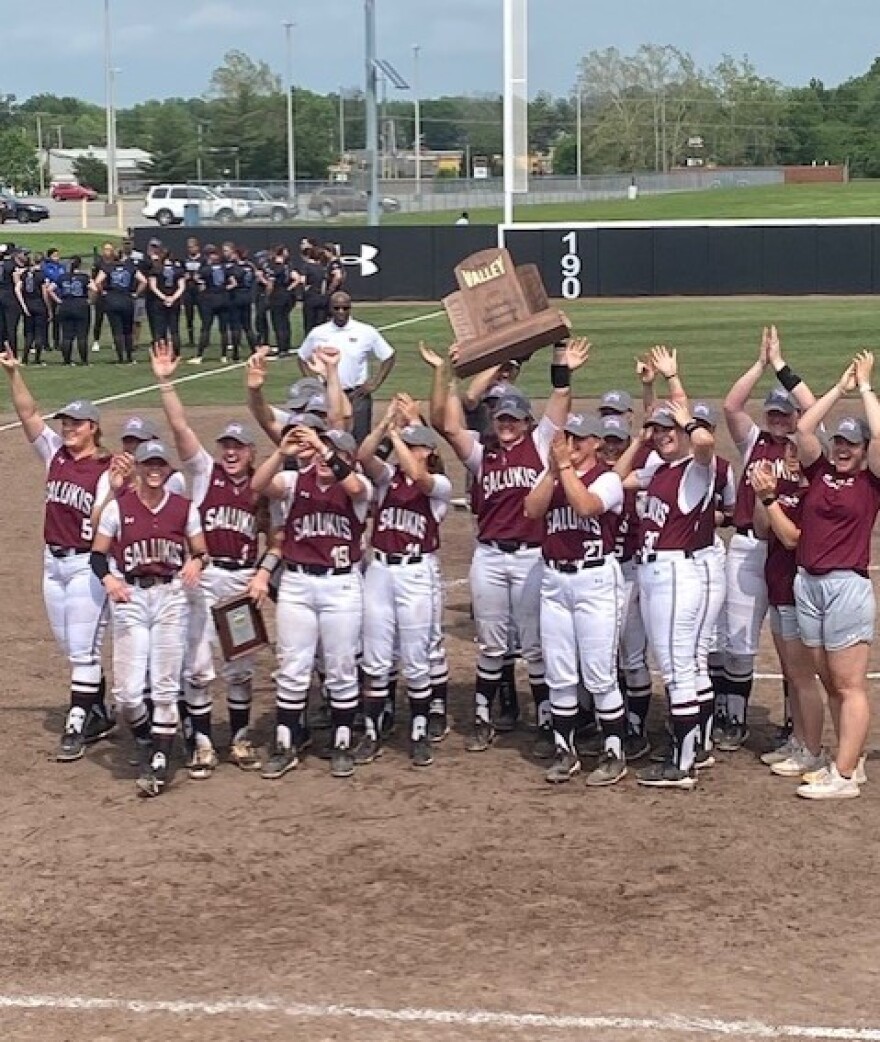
1;404;879;1042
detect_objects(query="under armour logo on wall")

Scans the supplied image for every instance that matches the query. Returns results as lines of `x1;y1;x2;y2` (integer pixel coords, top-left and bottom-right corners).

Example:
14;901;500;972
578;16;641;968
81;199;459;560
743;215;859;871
336;244;380;278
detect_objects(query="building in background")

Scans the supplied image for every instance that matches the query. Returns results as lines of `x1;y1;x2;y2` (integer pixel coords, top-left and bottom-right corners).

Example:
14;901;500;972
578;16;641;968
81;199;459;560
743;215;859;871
46;147;152;194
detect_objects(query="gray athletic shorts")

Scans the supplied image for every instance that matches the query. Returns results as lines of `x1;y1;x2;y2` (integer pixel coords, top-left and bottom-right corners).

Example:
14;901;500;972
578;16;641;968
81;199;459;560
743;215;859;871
768;604;800;642
793;569;875;651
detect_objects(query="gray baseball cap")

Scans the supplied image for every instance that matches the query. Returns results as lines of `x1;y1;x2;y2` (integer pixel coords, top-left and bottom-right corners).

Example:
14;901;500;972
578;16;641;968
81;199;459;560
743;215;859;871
564;413;604;439
306;392;329;415
121;416;160;442
601;414;632;440
493;396;531;420
644;407;677;429
831;416;869;444
134;439;172;464
323;429;357;455
764;388;797;414
54;399;100;423
692;401;719;428
484;381;524;401
399;424;438;449
284;412;328;433
286;377;324;410
599;389;633;414
216;421;256;445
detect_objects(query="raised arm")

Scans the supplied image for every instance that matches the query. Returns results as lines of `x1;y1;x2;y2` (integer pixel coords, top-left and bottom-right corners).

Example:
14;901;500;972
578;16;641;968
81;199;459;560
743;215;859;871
796;361;855;468
650;345;687;407
765;324;815;413
463;364;503;411
668;400;714;466
151;341;202;462
724;328;768;445
418;342;448;432
854;350;880;477
0;347;47;442
357;401;397;482
387;427;435;495
542;337;590;428
438;374;478;463
313;345;352;430
251;433;297;497
246;347;284;445
636;353;656;416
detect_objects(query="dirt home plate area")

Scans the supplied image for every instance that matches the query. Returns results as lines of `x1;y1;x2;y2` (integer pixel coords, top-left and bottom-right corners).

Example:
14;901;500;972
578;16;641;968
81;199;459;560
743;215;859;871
1;403;879;1042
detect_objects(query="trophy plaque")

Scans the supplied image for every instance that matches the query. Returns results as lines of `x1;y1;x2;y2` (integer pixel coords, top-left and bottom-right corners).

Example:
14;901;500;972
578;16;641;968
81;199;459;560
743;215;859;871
442;248;571;377
211;594;269;662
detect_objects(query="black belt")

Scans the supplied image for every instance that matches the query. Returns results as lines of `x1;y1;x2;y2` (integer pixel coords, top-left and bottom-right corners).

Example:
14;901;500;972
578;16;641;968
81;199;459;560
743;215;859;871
212;558;257;571
546;557;607;573
47;546;89;559
125;574;174;589
286;562;353;576
735;526;756;537
638;550;694;564
373;550;423;566
479;539;540;554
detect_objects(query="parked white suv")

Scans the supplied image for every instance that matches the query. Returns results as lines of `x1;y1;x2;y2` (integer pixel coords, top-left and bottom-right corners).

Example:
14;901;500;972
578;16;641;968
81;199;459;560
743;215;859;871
142;185;250;226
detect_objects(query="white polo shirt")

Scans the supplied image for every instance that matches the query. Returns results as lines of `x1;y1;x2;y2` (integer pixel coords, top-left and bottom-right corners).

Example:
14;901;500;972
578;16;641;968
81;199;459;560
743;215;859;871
298;317;394;392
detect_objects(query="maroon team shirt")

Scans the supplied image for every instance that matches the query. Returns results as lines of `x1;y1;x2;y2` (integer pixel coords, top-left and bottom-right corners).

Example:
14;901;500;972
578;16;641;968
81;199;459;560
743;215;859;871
372;468;440;555
116;488;190;578
543;462;617;564
282;467;365;569
199;463;260;565
694;456;732;551
639;459;707;554
44;448;110;550
477;436;544;545
796;457;880;575
734;431;799;530
612;441;652;563
765;493;803;606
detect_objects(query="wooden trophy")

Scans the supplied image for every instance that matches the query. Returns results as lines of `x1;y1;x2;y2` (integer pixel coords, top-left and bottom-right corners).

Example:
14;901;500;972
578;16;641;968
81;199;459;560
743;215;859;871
442;248;571;377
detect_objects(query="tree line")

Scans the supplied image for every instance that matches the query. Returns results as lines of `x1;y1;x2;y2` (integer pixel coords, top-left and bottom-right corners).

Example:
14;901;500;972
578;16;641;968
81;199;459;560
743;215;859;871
0;45;879;191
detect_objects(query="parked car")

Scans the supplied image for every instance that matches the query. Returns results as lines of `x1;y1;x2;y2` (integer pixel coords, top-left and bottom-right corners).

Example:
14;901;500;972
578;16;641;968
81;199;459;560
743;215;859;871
307;185;400;219
141;184;250;226
0;191;50;224
51;182;98;201
215;186;295;222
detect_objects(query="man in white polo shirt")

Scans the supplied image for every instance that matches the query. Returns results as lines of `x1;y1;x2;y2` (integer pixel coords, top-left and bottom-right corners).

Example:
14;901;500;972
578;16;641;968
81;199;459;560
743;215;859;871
297;291;396;443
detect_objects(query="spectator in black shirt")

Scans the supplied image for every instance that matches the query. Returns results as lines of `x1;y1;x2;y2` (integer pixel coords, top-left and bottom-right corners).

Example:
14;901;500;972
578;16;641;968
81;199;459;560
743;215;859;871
91;241;118;353
225;243;259;361
148;248;186;354
190;244;231;365
14;254;50;366
182;236;203;347
93;249;147;364
0;247;27;358
48;256;93;366
266;244;303;358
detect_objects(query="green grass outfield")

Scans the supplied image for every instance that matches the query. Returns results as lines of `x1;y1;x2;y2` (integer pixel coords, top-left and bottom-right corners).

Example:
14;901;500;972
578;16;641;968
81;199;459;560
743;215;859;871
3;296;878;420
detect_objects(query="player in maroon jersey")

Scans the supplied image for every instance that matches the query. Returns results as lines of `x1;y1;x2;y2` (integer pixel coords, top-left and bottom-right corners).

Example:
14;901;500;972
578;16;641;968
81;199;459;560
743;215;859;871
151;340;268;776
433;338;589;755
1;348;115;761
720;326;815;751
356;407;452;768
524;415;625;785
252;422;372;780
615;397;716;789
748;450;825;779
91;440;209;797
791;352;880;799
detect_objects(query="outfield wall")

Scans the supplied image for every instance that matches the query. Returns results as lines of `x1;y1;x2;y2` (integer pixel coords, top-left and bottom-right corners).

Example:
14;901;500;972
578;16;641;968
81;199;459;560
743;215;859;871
133;220;880;301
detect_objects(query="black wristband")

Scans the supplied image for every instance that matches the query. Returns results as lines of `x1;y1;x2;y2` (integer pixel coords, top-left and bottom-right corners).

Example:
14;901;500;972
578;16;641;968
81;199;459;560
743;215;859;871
550;364;571;389
90;551;110;580
775;364;802;393
761;495;778;507
684;421;699;435
328;453;353;481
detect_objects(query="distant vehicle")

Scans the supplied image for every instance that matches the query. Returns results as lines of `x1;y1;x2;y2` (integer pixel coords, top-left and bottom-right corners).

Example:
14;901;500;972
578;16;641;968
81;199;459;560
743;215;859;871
51;182;98;201
307;185;400;219
141;184;250;226
215;186;295;223
0;191;50;224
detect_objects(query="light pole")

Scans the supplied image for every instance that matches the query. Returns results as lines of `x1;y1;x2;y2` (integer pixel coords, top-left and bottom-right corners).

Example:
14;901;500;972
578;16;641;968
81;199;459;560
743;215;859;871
36;116;45;195
365;0;379;225
284;21;296;202
412;44;422;198
338;88;346;160
109;67;120;202
103;0;117;205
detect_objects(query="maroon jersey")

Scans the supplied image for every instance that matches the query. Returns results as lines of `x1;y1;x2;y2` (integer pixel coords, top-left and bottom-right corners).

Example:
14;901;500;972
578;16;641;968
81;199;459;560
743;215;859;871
611;443;652;563
199;463;260;564
796;458;880;575
282;468;365;569
477;436;544;544
639;459;707;554
543;463;617;564
372;468;440;556
734;430;799;529
765;493;803;606
116;488;190;578
44;448;110;550
694;455;731;551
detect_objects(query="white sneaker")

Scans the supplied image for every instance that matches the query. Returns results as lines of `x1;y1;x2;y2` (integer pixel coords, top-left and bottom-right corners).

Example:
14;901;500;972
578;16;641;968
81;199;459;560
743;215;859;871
797;763;860;800
187;357;203;365
188;743;219;780
770;746;824;778
803;755;868;786
761;735;800;766
91;341;100;353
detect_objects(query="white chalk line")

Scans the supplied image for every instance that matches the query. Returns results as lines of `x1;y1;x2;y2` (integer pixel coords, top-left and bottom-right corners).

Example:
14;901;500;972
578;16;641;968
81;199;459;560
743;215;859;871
0;309;445;434
0;993;878;1040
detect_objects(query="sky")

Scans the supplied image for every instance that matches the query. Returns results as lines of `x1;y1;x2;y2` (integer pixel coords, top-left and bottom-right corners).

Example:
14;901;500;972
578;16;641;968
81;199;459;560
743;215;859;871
3;0;880;108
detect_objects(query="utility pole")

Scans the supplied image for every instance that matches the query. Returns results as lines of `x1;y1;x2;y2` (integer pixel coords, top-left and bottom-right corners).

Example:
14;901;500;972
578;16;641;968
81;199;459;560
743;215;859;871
365;0;380;225
413;44;422;198
36;116;45;194
338;88;346;160
284;21;296;202
103;0;117;205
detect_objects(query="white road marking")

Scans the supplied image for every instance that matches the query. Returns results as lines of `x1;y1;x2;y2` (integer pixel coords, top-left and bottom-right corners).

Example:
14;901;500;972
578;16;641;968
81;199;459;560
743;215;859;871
0;309;445;434
0;993;878;1040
